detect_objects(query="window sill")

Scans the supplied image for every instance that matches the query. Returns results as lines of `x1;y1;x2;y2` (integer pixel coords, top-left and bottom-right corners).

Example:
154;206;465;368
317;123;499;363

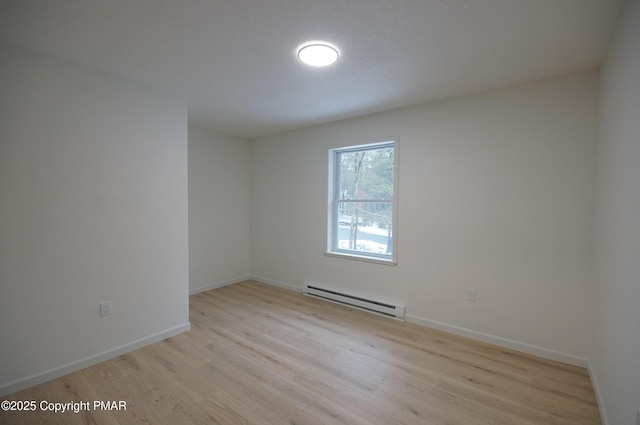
324;251;397;266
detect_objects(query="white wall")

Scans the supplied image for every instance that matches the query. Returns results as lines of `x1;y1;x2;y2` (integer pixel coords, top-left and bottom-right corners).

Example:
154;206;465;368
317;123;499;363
251;71;598;363
0;43;190;395
189;125;251;293
591;0;640;423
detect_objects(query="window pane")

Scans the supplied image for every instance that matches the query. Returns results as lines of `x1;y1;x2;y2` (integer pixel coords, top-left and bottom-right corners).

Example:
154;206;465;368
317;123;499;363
336;201;393;255
328;141;396;263
338;147;394;200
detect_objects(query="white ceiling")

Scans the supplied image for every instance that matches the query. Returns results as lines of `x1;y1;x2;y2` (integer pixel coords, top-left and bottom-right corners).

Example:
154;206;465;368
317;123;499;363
0;0;622;139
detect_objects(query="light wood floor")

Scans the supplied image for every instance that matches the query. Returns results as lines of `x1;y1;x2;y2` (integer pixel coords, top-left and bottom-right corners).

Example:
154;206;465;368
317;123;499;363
3;280;601;425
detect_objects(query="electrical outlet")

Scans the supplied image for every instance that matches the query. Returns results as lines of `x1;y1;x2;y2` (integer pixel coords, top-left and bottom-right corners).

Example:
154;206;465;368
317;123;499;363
100;301;111;317
466;288;477;302
636;406;640;425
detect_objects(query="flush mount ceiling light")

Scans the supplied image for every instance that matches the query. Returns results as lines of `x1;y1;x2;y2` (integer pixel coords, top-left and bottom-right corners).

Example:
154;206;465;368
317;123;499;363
297;42;339;67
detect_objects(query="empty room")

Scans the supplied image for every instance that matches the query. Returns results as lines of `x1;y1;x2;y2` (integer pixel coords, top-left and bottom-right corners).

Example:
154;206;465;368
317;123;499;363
1;0;639;424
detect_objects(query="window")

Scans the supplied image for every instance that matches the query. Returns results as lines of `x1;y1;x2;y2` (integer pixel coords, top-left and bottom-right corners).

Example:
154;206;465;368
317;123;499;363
327;141;397;264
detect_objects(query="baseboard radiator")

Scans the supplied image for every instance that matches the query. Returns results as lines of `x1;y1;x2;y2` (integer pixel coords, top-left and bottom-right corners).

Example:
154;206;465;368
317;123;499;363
303;284;405;320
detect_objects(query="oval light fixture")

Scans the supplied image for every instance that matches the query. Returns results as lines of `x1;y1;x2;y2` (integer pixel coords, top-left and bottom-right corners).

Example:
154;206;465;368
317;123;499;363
297;43;339;67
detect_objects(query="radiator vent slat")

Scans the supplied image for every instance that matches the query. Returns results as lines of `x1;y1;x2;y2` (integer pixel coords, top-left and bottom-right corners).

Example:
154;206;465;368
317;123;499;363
303;284;405;320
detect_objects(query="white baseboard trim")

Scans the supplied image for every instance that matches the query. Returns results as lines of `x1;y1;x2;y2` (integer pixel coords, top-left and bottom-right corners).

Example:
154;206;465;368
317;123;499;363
0;322;191;397
189;275;253;295
587;359;609;425
250;275;302;293
406;314;587;367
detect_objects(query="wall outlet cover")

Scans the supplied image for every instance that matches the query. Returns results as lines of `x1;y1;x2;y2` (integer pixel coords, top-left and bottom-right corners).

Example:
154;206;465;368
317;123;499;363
466;288;477;302
100;301;111;317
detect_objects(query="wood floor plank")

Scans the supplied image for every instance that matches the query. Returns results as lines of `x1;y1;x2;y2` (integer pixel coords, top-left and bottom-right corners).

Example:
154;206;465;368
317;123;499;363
2;281;601;425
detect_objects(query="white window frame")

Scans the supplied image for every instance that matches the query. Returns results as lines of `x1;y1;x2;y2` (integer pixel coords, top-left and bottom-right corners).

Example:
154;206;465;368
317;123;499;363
326;140;398;265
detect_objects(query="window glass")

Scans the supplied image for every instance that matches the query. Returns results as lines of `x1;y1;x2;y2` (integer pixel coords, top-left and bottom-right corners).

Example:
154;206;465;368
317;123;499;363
328;141;397;264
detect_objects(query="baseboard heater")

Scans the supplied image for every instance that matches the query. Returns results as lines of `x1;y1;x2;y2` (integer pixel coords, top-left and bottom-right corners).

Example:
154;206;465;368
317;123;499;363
303;284;405;320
